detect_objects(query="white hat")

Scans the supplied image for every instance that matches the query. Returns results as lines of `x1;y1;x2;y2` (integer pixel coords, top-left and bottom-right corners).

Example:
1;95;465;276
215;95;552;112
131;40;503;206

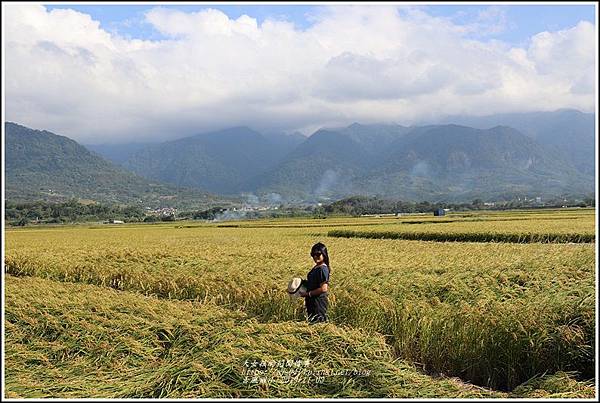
287;277;307;298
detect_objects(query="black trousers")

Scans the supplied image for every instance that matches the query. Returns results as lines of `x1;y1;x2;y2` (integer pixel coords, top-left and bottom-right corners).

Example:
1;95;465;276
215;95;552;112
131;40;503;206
305;294;328;323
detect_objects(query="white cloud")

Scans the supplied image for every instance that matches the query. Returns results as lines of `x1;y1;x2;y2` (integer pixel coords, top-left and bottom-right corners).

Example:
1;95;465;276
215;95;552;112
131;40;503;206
313;52;457;101
528;21;595;94
3;4;596;143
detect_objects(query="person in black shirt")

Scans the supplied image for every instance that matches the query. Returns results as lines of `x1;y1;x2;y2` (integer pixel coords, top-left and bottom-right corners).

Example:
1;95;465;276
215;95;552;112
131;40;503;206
300;242;330;323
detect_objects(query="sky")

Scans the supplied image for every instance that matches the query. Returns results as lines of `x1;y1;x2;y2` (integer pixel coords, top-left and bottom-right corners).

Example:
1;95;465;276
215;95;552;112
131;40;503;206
3;2;597;144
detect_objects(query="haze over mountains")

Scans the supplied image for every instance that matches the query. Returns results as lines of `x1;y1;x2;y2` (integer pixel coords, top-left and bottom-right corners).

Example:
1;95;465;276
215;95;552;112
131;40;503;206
5;109;595;205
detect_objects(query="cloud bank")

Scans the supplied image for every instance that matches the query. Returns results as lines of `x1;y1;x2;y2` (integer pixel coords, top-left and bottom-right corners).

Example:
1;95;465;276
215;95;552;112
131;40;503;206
4;4;596;143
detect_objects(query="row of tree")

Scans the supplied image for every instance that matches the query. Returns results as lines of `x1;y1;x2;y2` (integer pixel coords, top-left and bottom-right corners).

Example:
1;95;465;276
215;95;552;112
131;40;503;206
320;195;595;216
5;199;146;226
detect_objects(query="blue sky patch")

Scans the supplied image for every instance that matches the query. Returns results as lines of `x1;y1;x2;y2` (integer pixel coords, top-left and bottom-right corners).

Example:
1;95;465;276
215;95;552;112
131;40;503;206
44;3;595;45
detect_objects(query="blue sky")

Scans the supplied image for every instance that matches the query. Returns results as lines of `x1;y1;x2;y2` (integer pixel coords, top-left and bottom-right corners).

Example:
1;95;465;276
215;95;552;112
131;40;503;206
44;4;318;40
45;3;596;45
423;4;596;45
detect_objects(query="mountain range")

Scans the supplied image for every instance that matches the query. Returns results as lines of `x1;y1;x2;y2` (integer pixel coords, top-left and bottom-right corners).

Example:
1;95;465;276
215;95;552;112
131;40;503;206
249;121;592;201
4;122;233;208
4;109;595;205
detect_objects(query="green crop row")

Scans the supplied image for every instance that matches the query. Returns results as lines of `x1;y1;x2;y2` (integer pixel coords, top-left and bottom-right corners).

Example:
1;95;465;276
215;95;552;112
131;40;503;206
328;229;595;243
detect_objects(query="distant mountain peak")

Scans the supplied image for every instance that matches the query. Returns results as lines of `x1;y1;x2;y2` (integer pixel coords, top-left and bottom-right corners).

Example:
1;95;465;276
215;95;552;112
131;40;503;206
190;125;261;139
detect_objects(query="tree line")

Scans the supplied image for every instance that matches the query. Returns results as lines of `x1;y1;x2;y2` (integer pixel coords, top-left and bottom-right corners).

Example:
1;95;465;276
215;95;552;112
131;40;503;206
319;195;594;216
5;199;146;226
5;194;594;226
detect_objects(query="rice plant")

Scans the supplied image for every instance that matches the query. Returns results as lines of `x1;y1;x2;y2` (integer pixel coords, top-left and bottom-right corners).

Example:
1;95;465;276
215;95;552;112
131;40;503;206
4;208;596;395
6;276;512;398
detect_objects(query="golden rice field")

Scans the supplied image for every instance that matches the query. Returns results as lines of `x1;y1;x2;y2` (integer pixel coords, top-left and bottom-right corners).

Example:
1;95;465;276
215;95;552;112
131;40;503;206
3;208;597;398
351;210;594;235
327;209;595;243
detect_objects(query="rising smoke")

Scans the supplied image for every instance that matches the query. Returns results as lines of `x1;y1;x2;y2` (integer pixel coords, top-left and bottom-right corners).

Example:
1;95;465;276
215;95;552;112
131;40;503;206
212;209;249;222
315;169;339;197
410;161;430;177
242;193;260;205
265;192;283;204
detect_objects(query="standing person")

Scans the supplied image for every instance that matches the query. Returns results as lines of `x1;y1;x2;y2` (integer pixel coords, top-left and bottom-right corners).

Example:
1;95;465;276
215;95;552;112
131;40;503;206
300;242;330;323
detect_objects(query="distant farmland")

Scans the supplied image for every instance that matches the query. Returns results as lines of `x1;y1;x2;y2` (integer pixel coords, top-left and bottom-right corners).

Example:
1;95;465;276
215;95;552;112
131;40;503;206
4;208;596;398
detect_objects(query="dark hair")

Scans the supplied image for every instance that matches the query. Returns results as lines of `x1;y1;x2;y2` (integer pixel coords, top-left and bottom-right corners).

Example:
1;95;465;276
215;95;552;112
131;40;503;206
311;242;330;271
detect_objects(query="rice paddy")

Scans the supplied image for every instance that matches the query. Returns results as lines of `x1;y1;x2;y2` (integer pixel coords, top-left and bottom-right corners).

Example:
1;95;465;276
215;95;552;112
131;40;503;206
3;208;597;398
